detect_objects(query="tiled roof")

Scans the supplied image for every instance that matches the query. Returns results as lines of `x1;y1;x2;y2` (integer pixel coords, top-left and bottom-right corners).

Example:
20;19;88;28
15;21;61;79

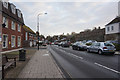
23;25;35;34
106;17;120;26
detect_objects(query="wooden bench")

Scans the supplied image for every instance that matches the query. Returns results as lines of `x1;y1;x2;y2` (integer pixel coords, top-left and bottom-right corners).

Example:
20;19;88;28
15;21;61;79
2;55;16;79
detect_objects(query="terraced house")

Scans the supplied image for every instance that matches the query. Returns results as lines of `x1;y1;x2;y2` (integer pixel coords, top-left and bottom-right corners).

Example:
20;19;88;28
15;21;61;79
22;25;37;47
1;1;24;52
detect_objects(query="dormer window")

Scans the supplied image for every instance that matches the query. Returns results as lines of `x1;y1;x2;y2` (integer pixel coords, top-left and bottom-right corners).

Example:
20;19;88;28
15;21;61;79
17;9;21;18
10;4;16;14
3;1;8;9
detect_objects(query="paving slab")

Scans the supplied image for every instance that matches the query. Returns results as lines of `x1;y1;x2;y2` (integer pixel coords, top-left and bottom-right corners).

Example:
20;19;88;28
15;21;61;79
18;49;63;78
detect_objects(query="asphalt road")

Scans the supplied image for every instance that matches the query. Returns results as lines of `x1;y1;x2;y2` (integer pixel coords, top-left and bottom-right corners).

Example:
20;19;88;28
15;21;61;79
48;45;120;79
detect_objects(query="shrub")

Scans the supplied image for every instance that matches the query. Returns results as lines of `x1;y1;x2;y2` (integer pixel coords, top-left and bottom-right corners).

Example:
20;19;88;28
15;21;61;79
86;43;92;46
113;43;120;51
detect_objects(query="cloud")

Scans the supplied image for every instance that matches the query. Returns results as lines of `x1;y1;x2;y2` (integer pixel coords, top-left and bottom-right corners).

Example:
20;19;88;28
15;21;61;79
11;1;118;36
9;0;119;2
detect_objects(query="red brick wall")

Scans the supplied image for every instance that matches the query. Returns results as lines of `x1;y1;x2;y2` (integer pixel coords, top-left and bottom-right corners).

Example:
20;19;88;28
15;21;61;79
2;16;22;51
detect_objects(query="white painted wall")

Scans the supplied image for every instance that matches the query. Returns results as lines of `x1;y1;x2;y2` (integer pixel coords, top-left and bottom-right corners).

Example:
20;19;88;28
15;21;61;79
105;23;120;34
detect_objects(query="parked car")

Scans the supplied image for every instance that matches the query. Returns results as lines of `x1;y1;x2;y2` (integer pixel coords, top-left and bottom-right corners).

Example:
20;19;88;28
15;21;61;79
72;41;85;50
87;42;116;54
58;42;63;46
61;41;70;47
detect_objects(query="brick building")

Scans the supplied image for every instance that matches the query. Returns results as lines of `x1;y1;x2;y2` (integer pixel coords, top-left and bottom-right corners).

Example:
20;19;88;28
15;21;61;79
22;25;37;47
75;27;105;42
1;1;24;52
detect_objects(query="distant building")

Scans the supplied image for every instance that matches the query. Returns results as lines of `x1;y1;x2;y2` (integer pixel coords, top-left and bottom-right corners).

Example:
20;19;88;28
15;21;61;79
1;1;24;52
105;16;120;42
22;25;37;47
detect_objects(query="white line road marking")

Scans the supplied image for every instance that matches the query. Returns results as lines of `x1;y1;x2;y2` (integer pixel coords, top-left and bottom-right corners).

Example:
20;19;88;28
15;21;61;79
94;62;120;74
56;47;83;60
70;53;83;59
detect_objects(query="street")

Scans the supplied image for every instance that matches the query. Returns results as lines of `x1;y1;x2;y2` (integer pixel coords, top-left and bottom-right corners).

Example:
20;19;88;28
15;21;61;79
48;45;120;78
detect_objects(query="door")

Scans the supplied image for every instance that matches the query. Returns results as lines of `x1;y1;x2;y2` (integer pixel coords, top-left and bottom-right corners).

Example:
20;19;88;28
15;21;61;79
30;41;32;47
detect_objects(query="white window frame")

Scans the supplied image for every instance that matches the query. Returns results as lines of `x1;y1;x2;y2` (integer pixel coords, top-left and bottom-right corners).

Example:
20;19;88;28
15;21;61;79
11;21;15;30
3;16;8;28
107;27;110;32
18;24;21;32
11;35;16;48
111;26;114;31
2;34;8;48
17;9;21;18
18;36;21;47
26;32;28;40
3;1;8;9
11;4;16;14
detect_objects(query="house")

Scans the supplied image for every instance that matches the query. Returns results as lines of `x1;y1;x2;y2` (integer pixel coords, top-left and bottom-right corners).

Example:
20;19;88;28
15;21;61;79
105;16;120;42
22;25;37;47
1;1;24;52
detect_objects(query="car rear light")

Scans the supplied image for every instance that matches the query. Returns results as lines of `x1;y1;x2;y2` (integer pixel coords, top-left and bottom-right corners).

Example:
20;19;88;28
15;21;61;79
103;47;107;49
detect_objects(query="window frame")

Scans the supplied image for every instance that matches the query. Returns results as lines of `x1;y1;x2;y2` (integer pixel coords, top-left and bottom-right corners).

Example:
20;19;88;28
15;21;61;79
18;36;21;47
11;4;16;14
11;21;16;30
18;24;21;32
3;1;8;9
26;32;28;40
111;26;114;31
2;34;8;48
11;35;16;48
3;16;8;28
107;27;110;32
17;9;21;18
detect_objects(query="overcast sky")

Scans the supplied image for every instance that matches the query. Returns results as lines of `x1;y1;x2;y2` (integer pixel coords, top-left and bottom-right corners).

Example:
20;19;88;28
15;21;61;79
9;0;119;37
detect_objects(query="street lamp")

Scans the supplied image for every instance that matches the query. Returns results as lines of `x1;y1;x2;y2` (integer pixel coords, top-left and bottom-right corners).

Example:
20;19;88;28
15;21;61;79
37;12;47;50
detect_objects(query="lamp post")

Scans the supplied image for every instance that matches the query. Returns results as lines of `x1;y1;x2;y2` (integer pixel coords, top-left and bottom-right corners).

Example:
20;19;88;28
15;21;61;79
37;12;47;50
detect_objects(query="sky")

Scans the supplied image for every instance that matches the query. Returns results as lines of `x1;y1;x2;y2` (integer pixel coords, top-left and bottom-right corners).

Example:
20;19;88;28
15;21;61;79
8;0;119;37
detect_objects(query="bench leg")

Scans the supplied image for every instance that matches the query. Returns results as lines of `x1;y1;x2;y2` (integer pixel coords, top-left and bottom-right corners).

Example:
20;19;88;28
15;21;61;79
2;65;5;79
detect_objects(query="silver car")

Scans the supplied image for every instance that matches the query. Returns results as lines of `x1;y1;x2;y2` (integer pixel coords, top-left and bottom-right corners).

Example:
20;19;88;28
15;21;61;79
87;42;116;54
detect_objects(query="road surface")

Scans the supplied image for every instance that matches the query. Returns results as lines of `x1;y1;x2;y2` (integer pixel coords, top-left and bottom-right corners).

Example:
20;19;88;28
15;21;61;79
48;45;120;79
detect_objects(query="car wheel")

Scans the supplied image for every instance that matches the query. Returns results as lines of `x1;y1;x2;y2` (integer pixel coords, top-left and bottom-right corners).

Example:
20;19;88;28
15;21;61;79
87;49;90;53
111;52;115;55
98;50;103;55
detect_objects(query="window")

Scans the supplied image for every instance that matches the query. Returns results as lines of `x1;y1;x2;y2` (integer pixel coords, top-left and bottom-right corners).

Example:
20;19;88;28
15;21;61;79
18;24;21;32
111;26;114;31
3;16;8;28
95;43;100;46
11;21;15;30
3;1;8;9
11;35;16;47
26;32;28;40
17;9;21;18
11;4;16;14
2;34;8;48
18;36;21;47
107;27;110;32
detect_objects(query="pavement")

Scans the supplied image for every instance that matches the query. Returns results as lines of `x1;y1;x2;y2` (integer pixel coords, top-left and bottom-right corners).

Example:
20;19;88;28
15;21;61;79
18;48;64;78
